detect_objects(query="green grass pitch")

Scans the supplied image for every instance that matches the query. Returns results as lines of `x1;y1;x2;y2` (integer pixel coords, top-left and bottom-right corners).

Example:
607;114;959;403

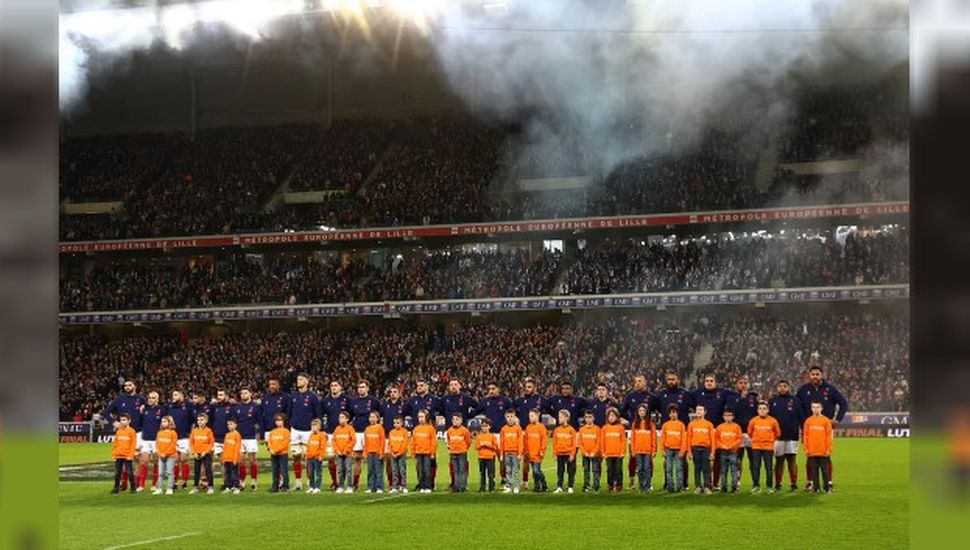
60;439;907;549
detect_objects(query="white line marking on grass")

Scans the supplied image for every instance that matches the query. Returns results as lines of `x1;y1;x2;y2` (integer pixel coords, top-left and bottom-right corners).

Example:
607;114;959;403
103;532;201;550
362;493;407;504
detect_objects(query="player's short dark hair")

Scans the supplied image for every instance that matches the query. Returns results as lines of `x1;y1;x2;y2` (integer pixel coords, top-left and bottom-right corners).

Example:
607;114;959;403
451;412;462;418
487;381;498;387
358;380;369;387
810;400;823;406
596;382;608;389
297;372;309;379
240;387;251;393
481;419;491;427
667;404;678;413
523;377;535;384
393;415;404;422
560;381;573;387
723;408;734;415
311;418;322;425
119;413;130;420
809;366;823;373
777;379;790;386
584;409;594;415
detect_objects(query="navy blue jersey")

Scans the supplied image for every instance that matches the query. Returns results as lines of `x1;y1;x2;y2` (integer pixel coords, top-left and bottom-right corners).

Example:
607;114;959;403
547;395;589;429
588;397;615;427
193;402;212;427
288;390;321;431
140;405;165;441
102;394;147;432
210;401;234;443
165;401;195;438
321;394;351;434
796;381;848;422
381;399;407;433
513;393;548;428
691;388;730;425
350;395;382;432
724;391;760;432
769;394;804;441
405;393;442;428
260;391;290;432
442;393;479;423
656;386;693;424
621;390;654;422
474;396;513;432
232;402;261;439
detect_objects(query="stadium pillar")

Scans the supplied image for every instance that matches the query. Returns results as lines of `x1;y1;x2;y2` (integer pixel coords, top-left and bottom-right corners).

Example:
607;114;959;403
189;67;197;139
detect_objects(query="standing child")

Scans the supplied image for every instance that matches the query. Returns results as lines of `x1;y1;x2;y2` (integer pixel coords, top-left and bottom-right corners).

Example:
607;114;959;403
687;404;716;494
387;416;409;493
364;411;387;493
189;413;215;495
154;416;177;495
411;409;436;493
802;401;833;493
268;413;291;493
578;410;603;492
660;405;688;493
715;409;742;493
747;401;781;494
524;409;549;493
630;404;656;493
553;410;578;493
332;411;356;493
306;419;326;494
446;413;472;492
476;419;498;492
499;410;524;494
222;418;242;494
601;408;626;492
110;413;137;494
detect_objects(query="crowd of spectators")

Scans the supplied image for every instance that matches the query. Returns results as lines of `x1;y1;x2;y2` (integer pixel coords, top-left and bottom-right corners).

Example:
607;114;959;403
60;309;909;421
287;121;391;191
59;134;181;203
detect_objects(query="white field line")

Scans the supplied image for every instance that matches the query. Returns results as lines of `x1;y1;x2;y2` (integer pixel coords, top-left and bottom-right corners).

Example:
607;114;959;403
103;532;201;550
362;493;408;504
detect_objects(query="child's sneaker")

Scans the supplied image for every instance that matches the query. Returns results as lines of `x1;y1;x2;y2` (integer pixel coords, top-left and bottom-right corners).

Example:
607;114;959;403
401;488;408;494
503;486;512;493
222;488;231;494
232;488;241;494
567;487;574;494
554;487;563;493
165;489;173;495
335;487;344;494
376;488;383;494
390;488;398;493
345;487;354;493
512;487;519;494
703;488;712;495
294;480;302;491
152;488;162;495
206;487;214;494
135;487;144;493
694;487;703;494
189;487;199;495
767;487;775;494
251;481;257;492
110;488;119;494
750;486;760;494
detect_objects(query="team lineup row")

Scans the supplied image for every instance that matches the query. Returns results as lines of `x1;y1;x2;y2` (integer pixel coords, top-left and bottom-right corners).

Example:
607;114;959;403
102;366;846;496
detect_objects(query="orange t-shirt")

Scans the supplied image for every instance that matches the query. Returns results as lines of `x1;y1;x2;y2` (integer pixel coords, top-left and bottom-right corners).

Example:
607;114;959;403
553;425;577;456
190;427;214;455
660;420;688;453
715;422;742;452
112;426;136;459
388;427;409;457
268;427;290;455
364;424;386;456
155;429;178;458
447;426;471;454
476;432;499;460
747;416;781;451
306;431;326;460
802;415;832;457
578;425;602;457
331;425;356;456
222;431;241;464
600;423;626;458
524;423;547;462
687;419;716;453
630;421;656;455
499;424;524;456
411;424;436;456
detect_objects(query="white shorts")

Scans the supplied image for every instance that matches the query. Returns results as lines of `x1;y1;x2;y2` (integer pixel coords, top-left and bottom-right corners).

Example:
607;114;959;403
740;434;752;448
774;440;799;457
138;440;156;455
241;439;258;454
353;433;365;453
291;429;311;453
176;438;190;455
213;443;224;457
135;432;144;448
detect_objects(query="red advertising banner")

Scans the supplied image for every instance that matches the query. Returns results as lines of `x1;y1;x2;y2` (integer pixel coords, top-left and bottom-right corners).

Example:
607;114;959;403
59;201;909;254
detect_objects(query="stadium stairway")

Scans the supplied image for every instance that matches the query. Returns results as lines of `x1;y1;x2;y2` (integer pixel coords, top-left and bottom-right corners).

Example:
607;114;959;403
354;140;402;199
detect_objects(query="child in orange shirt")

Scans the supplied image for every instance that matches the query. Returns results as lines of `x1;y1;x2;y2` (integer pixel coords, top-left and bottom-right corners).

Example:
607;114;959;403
476;419;499;492
578;410;603;492
364;411;386;493
306;418;326;494
630;404;656;493
447;413;472;492
332;411;356;493
601;408;626;492
524;409;549;493
687;404;716;494
387;416;410;493
268;413;291;493
111;413;137;494
154;416;177;495
499;410;524;494
411;409;437;493
189;413;215;494
221;418;242;493
715;409;742;493
661;405;688;493
553;410;577;493
802;401;833;493
747;401;781;493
